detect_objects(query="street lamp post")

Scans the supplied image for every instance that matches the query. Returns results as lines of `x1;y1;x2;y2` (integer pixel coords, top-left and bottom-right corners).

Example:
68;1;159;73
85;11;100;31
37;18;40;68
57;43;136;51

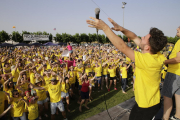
122;2;127;28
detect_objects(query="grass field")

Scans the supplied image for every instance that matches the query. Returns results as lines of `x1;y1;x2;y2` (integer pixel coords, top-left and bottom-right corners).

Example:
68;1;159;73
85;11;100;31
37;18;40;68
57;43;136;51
41;80;135;120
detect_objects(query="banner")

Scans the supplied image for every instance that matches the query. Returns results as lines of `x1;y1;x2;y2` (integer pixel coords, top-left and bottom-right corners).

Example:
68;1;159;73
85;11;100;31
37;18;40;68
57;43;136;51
23;34;49;41
61;50;69;57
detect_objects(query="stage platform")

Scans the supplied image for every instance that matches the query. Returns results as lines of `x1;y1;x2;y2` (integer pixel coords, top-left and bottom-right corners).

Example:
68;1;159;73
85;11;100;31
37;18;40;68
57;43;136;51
85;97;174;120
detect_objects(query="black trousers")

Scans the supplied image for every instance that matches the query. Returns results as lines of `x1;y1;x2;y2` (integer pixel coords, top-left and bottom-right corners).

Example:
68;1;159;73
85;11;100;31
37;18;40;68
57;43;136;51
129;102;160;120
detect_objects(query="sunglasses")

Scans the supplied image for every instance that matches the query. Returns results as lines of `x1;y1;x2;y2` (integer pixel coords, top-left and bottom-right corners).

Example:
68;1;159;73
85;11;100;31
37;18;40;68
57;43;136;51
51;80;56;82
14;93;19;95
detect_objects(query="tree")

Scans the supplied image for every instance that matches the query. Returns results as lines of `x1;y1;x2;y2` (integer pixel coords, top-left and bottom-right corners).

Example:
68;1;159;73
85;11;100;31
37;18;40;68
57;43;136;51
73;33;81;44
122;35;128;42
106;36;110;43
56;33;63;42
117;34;122;39
80;33;89;43
12;31;23;43
0;30;9;43
101;34;106;43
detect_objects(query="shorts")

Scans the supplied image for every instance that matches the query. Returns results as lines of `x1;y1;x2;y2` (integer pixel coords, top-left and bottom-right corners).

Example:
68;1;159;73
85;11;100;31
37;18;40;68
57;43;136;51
37;98;48;105
61;91;69;98
50;100;65;115
12;112;26;120
81;91;89;99
103;75;108;78
78;85;82;90
69;50;73;53
89;84;95;87
110;76;117;80
161;72;180;98
95;77;101;84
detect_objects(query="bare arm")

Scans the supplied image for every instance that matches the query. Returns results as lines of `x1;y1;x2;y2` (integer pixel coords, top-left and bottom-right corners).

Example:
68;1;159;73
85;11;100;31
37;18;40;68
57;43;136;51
126;62;132;70
109;18;141;46
164;52;180;65
0;105;13;118
86;17;135;62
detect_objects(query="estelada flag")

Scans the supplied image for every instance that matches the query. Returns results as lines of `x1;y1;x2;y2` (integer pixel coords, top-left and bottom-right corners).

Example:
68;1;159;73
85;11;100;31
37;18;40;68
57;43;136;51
12;26;16;28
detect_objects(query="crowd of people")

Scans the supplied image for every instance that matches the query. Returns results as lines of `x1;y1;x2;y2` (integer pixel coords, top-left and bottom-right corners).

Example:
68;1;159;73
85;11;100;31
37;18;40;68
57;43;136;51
0;20;179;120
0;42;138;120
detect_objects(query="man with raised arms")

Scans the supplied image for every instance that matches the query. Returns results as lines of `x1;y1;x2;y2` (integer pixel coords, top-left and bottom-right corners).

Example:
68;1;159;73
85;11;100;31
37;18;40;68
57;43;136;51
86;17;168;120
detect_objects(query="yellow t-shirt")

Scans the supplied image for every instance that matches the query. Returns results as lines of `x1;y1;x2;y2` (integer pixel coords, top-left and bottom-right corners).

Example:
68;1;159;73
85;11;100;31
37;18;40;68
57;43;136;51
20;83;29;91
121;67;127;78
93;66;102;77
0;91;7;115
85;67;93;75
44;76;52;85
108;68;116;77
126;57;131;64
11;97;25;117
168;40;180;75
44;81;61;103
103;66;108;75
134;51;166;108
27;102;39;120
30;73;36;85
61;82;70;93
11;69;19;83
35;87;47;101
3;67;11;74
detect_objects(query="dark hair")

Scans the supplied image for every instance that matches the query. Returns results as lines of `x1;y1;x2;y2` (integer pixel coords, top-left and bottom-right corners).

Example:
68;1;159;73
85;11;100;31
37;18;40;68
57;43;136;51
12;90;18;97
149;28;167;54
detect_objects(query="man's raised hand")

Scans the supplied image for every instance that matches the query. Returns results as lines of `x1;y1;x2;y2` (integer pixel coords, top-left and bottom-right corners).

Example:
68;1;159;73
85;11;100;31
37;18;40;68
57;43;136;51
86;17;108;31
108;18;122;31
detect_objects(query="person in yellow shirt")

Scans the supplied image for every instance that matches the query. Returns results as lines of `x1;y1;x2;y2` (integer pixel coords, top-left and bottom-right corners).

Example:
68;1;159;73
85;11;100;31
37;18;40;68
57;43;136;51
30;77;67;120
120;62;132;94
102;63;109;89
61;77;71;112
3;63;11;74
108;64;117;91
162;26;180;120
87;17;167;120
0;91;8;120
7;90;26;120
93;63;102;91
33;78;48;119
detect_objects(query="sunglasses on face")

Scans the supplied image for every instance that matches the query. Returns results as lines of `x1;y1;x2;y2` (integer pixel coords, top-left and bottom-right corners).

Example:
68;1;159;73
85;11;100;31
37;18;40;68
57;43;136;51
14;93;19;95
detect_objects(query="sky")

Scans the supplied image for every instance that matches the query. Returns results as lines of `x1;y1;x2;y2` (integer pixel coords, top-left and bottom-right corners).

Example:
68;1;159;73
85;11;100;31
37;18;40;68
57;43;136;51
0;0;179;38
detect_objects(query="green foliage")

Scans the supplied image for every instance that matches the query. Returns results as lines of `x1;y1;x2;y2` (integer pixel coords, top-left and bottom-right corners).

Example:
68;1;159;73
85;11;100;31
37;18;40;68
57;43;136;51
1;30;179;44
12;31;23;43
167;36;180;44
122;35;128;42
0;30;9;43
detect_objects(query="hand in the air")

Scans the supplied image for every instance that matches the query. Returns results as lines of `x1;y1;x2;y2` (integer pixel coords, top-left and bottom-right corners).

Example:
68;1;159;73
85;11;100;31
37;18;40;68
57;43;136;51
86;17;108;31
108;18;122;31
